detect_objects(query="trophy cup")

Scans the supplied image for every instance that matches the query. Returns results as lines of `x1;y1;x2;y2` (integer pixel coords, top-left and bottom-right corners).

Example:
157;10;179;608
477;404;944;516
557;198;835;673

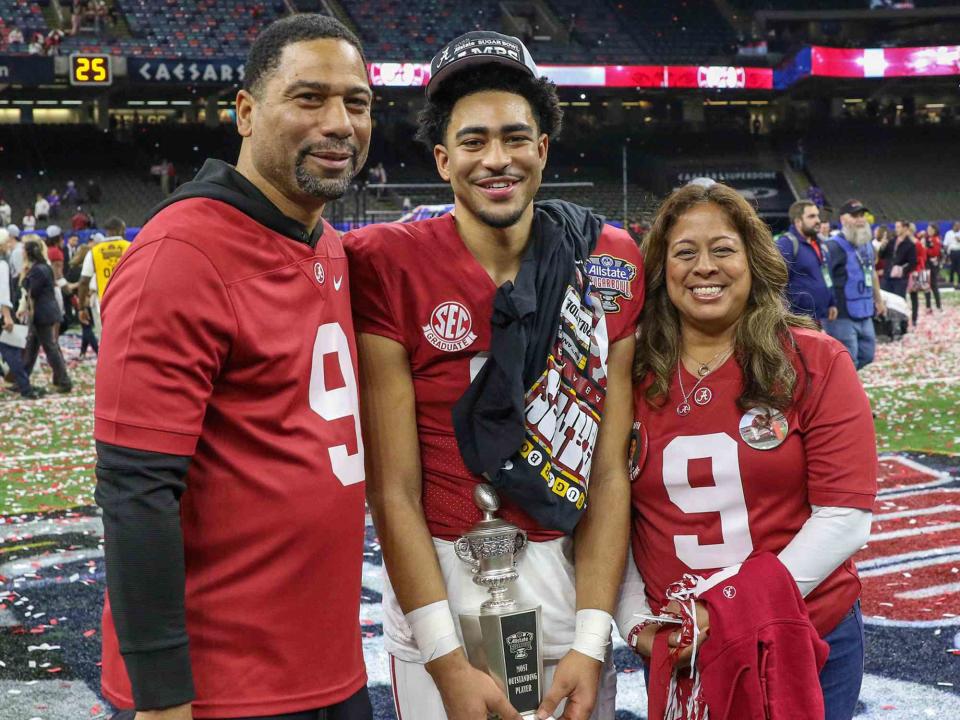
455;484;543;718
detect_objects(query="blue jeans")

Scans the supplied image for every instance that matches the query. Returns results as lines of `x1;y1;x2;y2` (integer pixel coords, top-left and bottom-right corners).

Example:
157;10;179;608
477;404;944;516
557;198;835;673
0;340;31;395
820;601;865;720
825;317;876;369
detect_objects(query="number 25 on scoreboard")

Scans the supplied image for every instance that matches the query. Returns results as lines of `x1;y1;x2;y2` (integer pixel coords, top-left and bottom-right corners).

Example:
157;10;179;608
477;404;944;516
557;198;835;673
70;54;112;86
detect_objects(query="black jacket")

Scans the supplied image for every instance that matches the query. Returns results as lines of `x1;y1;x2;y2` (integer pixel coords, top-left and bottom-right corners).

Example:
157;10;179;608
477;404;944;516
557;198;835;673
881;236;917;281
24;263;62;325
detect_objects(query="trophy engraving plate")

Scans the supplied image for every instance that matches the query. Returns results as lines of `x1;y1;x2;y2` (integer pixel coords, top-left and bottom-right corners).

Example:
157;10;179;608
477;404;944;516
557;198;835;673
496;610;541;712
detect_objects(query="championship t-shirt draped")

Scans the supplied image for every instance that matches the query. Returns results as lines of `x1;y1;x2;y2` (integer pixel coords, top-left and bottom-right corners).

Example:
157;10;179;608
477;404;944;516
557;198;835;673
345;212;644;541
95;198;367;717
631;328;877;636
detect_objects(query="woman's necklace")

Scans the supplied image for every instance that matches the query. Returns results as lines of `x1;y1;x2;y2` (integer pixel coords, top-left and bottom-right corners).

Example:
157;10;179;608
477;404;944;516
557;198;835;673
676;347;733;416
682;346;731;377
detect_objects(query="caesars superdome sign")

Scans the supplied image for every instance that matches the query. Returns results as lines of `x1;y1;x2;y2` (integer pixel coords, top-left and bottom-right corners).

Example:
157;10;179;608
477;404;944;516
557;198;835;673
128;58;245;84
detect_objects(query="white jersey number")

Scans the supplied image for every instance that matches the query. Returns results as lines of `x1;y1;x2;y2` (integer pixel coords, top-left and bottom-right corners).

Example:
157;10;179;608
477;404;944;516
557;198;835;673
662;433;753;568
309;322;365;486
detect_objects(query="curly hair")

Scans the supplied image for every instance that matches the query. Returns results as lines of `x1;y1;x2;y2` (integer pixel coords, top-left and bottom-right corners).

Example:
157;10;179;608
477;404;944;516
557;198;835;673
416;65;562;148
635;182;817;412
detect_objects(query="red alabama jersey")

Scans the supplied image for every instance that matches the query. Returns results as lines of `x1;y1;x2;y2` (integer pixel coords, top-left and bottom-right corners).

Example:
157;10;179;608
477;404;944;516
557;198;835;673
630;328;877;636
95;199;366;717
346;212;643;541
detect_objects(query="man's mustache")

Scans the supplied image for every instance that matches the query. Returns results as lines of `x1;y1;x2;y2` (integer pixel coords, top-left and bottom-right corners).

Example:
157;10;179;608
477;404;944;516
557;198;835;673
297;142;358;164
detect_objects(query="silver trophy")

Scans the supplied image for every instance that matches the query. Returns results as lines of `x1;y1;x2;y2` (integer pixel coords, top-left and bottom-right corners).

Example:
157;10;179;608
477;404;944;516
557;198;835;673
455;484;543;718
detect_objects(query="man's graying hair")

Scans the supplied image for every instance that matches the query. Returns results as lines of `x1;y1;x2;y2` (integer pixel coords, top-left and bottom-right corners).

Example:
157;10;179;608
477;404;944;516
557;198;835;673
243;14;366;97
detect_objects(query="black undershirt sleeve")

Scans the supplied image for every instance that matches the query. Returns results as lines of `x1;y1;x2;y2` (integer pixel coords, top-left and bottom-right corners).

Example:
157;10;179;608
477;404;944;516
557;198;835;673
94;440;195;711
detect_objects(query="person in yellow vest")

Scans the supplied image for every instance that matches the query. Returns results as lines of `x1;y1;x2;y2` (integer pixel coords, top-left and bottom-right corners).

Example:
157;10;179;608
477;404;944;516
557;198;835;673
78;217;130;335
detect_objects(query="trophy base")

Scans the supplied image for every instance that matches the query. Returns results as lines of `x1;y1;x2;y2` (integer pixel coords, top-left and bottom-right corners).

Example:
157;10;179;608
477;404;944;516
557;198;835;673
460;604;543;716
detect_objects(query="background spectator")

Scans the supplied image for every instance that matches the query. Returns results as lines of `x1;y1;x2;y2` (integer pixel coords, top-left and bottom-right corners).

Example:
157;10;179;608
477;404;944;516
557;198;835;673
22;209;36;232
71;206;91;231
923;223;942;311
19;239;72;393
945;221;960;288
47;189;61;219
35;193;50;224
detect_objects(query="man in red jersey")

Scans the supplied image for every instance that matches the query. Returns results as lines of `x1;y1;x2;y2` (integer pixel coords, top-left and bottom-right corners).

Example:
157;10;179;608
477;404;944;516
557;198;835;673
94;15;373;720
346;32;643;720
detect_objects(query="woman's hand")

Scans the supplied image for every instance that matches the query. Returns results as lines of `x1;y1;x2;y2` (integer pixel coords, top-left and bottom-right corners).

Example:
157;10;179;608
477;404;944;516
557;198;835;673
663;599;710;669
627;622;661;659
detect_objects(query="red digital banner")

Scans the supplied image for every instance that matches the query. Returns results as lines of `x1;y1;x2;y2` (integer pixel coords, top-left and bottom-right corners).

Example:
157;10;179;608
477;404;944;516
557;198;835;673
811;45;960;78
367;62;773;90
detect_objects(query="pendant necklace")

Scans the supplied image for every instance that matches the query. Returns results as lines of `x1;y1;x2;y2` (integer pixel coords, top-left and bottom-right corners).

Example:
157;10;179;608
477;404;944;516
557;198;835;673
676;347;733;416
683;346;732;377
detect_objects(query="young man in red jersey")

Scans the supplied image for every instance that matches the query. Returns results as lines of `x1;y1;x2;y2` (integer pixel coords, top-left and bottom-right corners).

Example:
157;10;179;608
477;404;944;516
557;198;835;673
346;32;643;720
95;15;373;720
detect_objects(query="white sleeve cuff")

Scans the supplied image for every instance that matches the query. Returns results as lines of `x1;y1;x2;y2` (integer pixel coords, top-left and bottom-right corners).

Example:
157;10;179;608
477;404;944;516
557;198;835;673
614;548;652;640
778;505;873;597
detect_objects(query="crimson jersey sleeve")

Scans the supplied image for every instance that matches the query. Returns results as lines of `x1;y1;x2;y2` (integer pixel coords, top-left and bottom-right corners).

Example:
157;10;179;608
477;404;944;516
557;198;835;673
95;236;237;455
587;226;644;344
343;228;408;350
794;332;878;509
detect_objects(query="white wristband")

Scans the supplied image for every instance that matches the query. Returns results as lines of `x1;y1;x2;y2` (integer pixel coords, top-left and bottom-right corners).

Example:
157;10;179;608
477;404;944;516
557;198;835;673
571;608;612;662
405;600;462;664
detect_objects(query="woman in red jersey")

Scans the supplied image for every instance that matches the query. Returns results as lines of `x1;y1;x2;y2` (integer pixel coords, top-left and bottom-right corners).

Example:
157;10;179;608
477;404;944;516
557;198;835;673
908;226;928;326
923;223;942;312
617;182;877;720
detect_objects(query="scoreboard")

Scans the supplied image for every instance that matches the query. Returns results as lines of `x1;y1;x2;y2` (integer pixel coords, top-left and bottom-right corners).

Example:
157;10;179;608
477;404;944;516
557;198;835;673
69;53;112;86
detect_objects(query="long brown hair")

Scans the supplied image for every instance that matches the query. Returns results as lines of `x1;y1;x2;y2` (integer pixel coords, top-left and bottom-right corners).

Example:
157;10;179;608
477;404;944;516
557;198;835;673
636;182;816;411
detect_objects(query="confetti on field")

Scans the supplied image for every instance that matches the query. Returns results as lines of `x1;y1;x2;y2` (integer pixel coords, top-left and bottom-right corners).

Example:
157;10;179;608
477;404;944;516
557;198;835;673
861;298;960;455
2;303;960;719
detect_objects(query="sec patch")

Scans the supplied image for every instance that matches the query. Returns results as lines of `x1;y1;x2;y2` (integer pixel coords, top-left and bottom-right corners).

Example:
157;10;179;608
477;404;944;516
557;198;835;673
422;301;478;352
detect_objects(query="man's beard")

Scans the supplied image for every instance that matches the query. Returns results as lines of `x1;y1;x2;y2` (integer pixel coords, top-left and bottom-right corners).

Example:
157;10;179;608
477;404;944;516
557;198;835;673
801;223;819;238
843;222;872;246
294;144;357;201
475;205;527;230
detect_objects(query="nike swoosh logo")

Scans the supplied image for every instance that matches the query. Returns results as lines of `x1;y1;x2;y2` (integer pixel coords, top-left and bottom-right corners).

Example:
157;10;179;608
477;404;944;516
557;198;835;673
333;276;343;290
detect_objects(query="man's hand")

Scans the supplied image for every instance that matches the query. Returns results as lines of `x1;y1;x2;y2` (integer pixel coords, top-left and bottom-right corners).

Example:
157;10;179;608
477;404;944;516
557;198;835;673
427;648;522;720
134;703;192;720
79;309;91;325
663;600;710;669
875;299;886;317
827;306;838;322
536;649;601;720
2;317;12;333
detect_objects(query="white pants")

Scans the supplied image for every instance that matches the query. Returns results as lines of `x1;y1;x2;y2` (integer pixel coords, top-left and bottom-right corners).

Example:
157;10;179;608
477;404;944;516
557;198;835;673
390;650;617;720
383;537;617;719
